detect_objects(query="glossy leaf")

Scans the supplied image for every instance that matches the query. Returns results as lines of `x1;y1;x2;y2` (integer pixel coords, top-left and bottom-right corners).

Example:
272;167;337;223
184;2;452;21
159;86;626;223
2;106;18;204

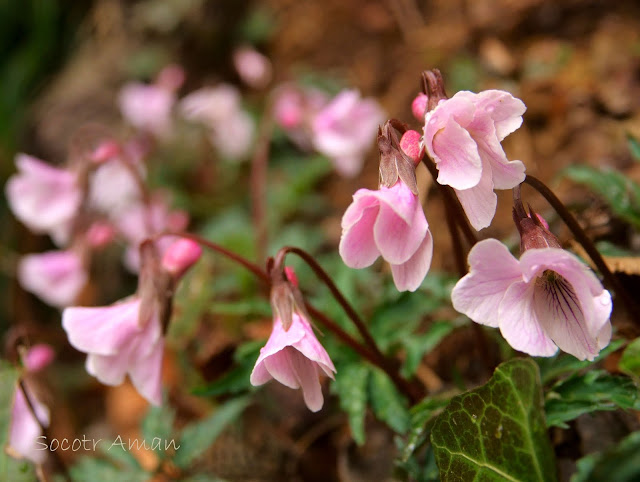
431;358;556;481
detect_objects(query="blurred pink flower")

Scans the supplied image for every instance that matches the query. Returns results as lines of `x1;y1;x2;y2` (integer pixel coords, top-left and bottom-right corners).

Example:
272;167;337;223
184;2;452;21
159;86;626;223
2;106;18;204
451;238;612;360
311;90;385;177
179;85;255;161
88;157;143;217
423;90;526;230
63;298;164;405
251;313;336;412
5;154;81;236
18;250;87;308
22;344;56;373
233;46;272;89
272;84;328;150
339;180;433;291
8;382;50;464
160;238;202;278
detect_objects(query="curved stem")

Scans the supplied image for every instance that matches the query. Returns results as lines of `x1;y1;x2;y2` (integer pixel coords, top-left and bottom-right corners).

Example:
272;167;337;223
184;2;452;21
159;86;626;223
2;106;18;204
421;154;478;246
523;175;640;318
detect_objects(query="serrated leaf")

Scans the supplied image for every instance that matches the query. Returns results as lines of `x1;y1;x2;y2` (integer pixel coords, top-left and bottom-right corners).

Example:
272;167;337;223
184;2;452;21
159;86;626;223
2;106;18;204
562;164;640;228
619;337;640;379
544;371;638;428
0;362;37;481
332;362;370;445
369;368;410;434
431;358;556;482
173;397;249;469
572;430;640;482
141;405;175;458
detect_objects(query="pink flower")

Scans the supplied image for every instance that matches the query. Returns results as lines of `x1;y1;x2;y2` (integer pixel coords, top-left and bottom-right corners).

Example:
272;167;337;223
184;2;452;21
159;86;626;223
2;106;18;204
62;239;201;405
233;46;273;89
8;383;50;464
5;154;81;235
311;90;385;177
18;250;87;308
119;81;175;138
22;344;56;373
63;299;164;405
88;157;143;217
451;238;612;361
250;313;336;412
339;180;433;292
423;90;526;230
179;85;255;160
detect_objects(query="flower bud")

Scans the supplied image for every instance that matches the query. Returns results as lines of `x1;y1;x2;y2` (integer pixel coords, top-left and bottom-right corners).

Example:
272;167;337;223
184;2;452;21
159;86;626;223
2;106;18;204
411;93;428;121
399;130;423;166
512;187;561;253
22;344;55;372
161;238;202;279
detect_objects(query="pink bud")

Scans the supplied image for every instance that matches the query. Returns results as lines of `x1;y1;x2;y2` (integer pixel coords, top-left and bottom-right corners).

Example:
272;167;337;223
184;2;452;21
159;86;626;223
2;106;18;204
86;221;116;248
534;212;550;230
411;93;428;121
90;140;121;164
166;210;190;232
284;266;298;287
156;64;185;92
400;130;423;166
161;238;202;278
23;344;55;372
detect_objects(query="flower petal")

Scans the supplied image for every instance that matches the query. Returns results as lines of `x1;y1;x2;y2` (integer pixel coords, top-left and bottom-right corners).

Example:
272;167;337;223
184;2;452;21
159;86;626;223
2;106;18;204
339;201;381;268
451;239;522;327
290;350;324;412
390;229;433;292
264;347;300;389
453;160;497;230
431;117;482;190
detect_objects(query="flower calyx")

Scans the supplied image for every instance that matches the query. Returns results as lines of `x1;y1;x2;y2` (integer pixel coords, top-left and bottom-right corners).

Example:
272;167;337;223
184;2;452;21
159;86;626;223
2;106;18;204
512;185;561;253
378;120;419;195
268;259;310;332
421;69;448;112
138;240;175;332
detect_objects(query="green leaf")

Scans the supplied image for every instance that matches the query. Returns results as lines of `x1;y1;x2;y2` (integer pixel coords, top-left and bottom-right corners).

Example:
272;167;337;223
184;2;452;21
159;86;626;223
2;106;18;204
627;133;640;163
68;456;147;482
141;405;176;458
173;397;250;469
402;395;453;464
544;371;638;428
332;362;370;445
561;164;640;228
572;431;640;482
619;337;640;379
0;362;37;481
369;368;410;434
401;322;457;378
431;358;556;482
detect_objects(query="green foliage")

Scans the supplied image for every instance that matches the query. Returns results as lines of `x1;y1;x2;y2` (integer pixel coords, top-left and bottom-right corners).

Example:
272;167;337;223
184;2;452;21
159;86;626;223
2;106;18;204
431;359;556;482
173;397;250;469
369;367;410;435
572;431;640;482
619;337;640;379
332;362;370;445
544;371;639;428
561;164;640;229
141;405;176;460
627;133;640;163
0;363;36;481
68;456;147;482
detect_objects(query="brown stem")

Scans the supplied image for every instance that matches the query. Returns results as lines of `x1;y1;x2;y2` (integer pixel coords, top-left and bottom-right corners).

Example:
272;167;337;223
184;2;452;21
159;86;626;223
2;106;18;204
421;154;478;246
250;105;274;264
523;175;640;319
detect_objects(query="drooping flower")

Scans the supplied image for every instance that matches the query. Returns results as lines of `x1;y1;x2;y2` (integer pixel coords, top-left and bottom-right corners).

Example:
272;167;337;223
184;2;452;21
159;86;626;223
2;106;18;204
311;89;385;177
423;89;526;230
18;250;87;308
7;345;54;465
179;84;255;161
251;313;336;412
62;239;201;405
451;238;612;360
5;154;81;236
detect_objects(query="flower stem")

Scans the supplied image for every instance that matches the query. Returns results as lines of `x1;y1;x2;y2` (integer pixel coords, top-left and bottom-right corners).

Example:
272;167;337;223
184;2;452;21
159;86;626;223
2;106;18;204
523;175;640;318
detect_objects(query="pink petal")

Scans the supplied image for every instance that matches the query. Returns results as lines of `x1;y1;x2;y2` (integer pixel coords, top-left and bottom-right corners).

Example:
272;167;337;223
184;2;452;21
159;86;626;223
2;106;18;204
451;239;522;327
431;117;482;190
339;201;381;269
390;229;434;292
475;132;525;190
129;337;165;406
498;281;558;357
291;315;336;376
264;347;300;389
18;250;87;308
453;160;497;230
290;350;324;412
86;352;129;386
474;90;526;140
8;386;49;464
62;299;141;356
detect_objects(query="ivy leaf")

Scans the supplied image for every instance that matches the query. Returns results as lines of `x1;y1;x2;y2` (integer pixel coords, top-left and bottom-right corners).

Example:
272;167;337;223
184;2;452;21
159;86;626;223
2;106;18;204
561;165;640;228
572;431;640;482
369;368;410;434
431;358;556;482
173;397;249;469
331;362;370;445
0;362;37;481
544;371;638;428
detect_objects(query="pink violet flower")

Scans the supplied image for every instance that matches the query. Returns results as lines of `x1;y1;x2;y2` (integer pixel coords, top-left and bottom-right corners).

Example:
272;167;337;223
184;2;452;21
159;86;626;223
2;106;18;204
5;154;81;236
311;89;385;177
423;90;526;230
8;382;50;465
451;238;612;361
233;46;273;89
62;238;201;405
339;180;433;292
18;250;87;308
250;313;336;412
